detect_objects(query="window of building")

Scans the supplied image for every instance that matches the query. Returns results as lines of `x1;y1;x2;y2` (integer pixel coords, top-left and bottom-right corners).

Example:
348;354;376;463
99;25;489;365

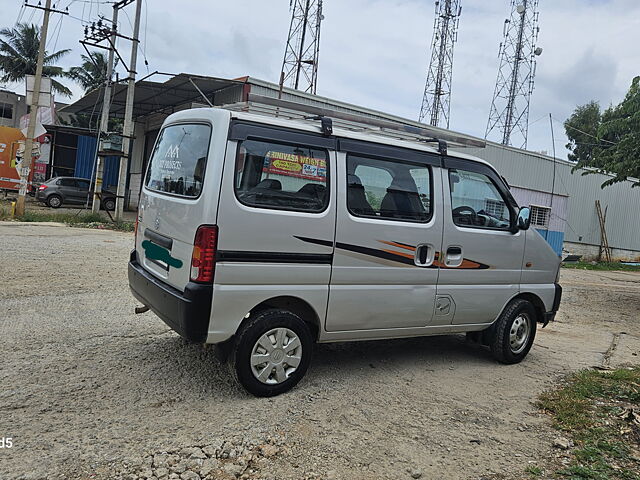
449;169;511;230
530;205;551;228
347;155;431;222
235;139;329;213
0;102;13;120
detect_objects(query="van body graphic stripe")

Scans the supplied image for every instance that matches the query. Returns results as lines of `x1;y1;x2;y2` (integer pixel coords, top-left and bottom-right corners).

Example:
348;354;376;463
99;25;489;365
217;251;332;264
294;236;490;269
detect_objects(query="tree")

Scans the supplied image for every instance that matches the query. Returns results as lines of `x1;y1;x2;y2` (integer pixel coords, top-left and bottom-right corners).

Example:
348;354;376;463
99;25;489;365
68;51;114;94
0;23;72;97
566;76;640;188
564;100;601;164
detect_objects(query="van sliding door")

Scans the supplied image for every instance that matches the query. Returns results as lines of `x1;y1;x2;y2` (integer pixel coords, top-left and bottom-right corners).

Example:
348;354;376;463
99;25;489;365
326;140;443;333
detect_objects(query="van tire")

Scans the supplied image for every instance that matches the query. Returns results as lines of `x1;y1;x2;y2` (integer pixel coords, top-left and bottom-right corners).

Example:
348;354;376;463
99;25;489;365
229;309;313;397
489;299;537;364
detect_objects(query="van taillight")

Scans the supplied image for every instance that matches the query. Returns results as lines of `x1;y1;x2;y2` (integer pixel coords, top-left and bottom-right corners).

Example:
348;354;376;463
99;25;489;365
190;225;218;283
134;215;139;242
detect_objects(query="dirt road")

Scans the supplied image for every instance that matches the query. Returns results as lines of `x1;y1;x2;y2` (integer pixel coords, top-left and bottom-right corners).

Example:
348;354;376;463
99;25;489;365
1;223;638;480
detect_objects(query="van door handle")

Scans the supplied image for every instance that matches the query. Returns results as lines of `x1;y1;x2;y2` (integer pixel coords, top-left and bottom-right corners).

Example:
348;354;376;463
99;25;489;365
445;246;463;268
414;243;435;267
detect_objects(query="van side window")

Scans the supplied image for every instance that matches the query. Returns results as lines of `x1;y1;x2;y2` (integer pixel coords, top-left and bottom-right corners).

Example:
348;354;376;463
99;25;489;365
347;155;431;222
449;169;512;230
235;140;329;213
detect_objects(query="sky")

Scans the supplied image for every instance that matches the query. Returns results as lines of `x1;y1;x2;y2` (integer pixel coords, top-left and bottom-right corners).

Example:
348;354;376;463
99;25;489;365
1;0;639;158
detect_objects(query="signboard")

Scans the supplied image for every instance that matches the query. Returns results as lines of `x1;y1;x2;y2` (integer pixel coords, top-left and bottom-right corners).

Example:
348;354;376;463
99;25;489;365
20;100;54;139
0;126;27;191
26;75;52;107
263;151;327;182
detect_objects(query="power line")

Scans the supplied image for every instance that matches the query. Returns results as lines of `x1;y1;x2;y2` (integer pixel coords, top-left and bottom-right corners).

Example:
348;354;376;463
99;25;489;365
551;115;618;146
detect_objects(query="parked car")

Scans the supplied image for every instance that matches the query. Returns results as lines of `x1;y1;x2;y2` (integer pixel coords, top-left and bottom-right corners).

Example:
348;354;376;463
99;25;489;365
128;108;562;397
36;176;116;211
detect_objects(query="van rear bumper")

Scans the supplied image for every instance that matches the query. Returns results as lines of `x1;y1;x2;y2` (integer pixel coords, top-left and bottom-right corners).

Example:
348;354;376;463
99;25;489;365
128;250;212;342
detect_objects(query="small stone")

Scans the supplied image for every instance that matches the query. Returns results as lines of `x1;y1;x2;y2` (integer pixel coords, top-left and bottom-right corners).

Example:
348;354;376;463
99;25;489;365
222;463;244;477
260;444;279;457
553;437;573;450
202;446;217;458
410;469;423;479
139;468;154;478
154;454;170;468
326;470;338;480
199;458;218;477
154;468;169;478
171;460;188;474
180;472;201;480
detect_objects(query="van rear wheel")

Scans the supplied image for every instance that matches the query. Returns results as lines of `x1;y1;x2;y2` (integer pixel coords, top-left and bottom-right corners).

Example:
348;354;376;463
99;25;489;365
229;309;313;397
489;299;537;364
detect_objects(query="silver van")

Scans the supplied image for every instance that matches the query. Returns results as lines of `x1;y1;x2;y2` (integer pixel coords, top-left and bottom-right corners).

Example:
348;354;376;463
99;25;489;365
128;106;562;397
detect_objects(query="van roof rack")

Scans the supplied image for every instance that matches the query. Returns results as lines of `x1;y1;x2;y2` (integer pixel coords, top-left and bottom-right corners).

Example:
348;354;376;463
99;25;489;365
221;93;486;155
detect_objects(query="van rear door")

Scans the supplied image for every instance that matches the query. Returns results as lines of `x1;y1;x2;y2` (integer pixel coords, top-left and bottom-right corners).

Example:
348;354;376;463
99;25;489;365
135;110;229;292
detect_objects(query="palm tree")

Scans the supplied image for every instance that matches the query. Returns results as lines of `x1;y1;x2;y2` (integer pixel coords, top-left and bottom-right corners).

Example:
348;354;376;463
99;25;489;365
68;51;114;94
0;23;72;97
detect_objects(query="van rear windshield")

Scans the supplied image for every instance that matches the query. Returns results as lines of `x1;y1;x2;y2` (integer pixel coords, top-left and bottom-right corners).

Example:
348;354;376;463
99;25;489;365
144;123;211;197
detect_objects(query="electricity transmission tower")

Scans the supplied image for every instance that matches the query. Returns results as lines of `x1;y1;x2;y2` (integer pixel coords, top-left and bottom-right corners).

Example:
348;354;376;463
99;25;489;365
279;0;324;94
419;0;462;129
485;0;542;148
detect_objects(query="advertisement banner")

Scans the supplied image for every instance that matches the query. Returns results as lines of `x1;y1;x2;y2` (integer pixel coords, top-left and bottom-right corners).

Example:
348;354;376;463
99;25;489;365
263;151;327;182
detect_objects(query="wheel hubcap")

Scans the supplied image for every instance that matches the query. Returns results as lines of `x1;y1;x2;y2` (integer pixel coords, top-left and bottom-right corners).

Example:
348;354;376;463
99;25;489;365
509;314;531;354
50;197;60;207
250;328;302;385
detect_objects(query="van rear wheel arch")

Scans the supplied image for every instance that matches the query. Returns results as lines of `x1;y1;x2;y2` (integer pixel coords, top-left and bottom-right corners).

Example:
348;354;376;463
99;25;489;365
243;296;321;341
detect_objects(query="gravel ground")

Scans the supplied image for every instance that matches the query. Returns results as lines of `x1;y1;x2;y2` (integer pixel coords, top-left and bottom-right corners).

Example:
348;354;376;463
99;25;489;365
1;222;639;480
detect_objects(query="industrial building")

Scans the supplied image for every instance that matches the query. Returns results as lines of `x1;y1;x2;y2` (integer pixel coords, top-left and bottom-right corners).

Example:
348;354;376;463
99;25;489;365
60;73;640;261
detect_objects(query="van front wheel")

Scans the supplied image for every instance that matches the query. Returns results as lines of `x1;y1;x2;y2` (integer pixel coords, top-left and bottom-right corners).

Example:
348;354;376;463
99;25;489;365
489;299;537;364
229;309;313;397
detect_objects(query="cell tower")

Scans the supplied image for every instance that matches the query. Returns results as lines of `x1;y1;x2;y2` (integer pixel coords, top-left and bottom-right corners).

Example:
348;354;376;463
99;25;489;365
419;0;462;128
279;0;324;95
485;0;542;148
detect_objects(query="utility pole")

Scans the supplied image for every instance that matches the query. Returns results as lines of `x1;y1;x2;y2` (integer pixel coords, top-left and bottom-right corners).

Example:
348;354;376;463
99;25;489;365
485;0;542;148
16;0;64;216
419;0;462;129
279;0;324;94
90;5;119;213
115;0;142;220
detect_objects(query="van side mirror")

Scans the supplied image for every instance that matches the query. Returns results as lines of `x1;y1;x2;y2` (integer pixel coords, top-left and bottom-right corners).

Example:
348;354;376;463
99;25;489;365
517;207;531;231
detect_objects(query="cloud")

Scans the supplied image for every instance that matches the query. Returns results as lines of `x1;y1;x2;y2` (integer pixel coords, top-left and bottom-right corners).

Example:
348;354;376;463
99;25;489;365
0;0;638;158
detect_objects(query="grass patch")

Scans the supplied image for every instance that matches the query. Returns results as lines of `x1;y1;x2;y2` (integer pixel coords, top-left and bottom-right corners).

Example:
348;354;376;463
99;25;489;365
562;261;640;272
2;210;134;232
537;367;640;479
525;465;543;476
